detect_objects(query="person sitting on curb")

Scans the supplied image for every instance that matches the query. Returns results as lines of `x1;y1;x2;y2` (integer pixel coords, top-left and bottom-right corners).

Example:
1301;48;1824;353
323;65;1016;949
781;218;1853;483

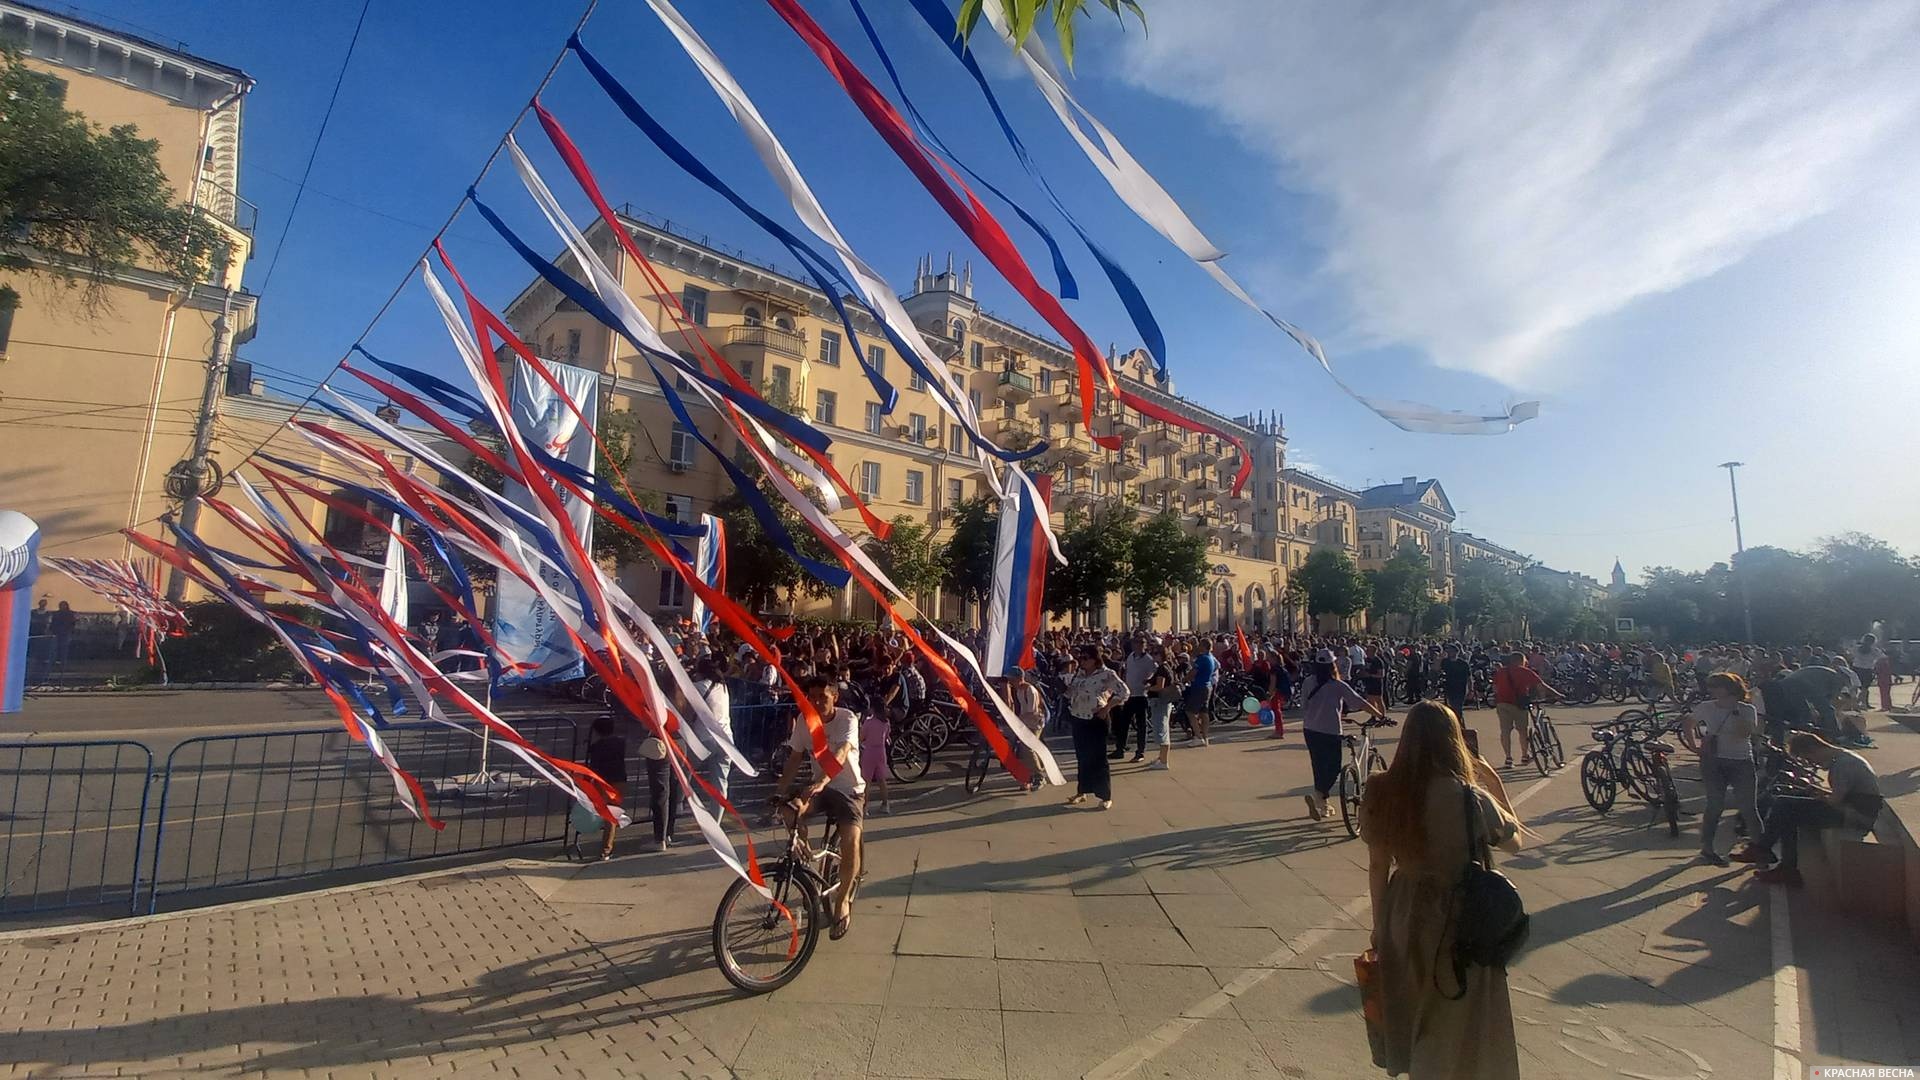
1733;732;1883;886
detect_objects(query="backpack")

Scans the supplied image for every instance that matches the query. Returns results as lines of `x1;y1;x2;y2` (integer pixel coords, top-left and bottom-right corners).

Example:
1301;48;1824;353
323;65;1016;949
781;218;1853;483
1441;785;1529;999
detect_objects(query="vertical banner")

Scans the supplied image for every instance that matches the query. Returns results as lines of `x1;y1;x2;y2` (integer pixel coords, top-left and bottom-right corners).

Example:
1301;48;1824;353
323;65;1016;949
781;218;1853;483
984;469;1051;676
492;358;598;683
0;511;41;714
691;513;725;634
378;512;409;629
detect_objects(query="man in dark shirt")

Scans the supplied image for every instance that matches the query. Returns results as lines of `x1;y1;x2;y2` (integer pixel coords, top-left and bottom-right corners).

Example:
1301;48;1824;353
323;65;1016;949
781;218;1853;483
1441;644;1473;719
583;715;628;860
48;601;76;668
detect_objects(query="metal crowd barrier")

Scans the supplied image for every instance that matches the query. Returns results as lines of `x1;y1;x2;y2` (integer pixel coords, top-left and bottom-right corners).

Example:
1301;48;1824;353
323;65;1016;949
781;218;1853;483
143;717;579;911
0;740;156;918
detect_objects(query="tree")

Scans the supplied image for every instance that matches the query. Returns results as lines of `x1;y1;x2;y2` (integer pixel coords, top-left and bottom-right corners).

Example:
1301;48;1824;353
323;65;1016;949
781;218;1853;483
1123;510;1209;624
1422;602;1453;634
589;411;655;569
941;496;1000;606
1453;558;1524;636
713;474;839;613
1;46;229;310
957;0;1146;68
1046;504;1135;621
1292;549;1370;626
1367;545;1431;627
873;516;946;602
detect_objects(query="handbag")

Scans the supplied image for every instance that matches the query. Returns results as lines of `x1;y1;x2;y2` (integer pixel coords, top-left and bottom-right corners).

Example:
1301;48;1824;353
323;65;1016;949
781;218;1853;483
638;736;667;761
1354;949;1388;1067
1440;784;1529;999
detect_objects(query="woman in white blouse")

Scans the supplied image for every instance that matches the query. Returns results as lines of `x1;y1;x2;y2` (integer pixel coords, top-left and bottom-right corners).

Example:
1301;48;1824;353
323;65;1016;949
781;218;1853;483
1695;672;1760;866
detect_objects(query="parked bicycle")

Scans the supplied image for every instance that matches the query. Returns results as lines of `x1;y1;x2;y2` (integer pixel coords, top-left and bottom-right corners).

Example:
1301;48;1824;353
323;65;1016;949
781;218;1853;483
711;794;860;993
1578;717;1680;835
1527;701;1566;775
1336;716;1396;838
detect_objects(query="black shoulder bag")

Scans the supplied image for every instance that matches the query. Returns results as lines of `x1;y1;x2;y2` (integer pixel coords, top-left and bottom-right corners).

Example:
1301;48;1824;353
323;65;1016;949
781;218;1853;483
1440;785;1529;1000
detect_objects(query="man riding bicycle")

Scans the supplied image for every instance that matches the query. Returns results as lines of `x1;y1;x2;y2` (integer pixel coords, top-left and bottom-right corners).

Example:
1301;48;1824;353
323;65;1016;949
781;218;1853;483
772;674;864;940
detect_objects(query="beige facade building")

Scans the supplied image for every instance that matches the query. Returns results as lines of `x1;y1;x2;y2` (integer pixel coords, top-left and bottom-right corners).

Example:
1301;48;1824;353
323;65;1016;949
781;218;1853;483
0;3;262;608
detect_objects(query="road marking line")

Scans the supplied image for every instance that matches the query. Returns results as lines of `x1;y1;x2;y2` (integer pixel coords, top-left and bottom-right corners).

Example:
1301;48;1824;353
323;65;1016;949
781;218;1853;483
1085;766;1563;1078
1769;883;1802;1080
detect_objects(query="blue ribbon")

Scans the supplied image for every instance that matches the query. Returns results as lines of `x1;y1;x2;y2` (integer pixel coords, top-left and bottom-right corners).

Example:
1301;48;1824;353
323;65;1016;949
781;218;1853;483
569;36;1044;464
883;0;1171;381
353;347;487;421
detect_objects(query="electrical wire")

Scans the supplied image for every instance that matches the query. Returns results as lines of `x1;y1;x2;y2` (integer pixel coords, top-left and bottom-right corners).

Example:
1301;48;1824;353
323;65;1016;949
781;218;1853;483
220;0;603;475
253;0;376;298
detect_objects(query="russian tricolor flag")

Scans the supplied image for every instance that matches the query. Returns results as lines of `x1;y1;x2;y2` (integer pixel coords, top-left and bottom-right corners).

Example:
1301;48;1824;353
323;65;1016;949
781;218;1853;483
985;469;1051;677
691;513;725;635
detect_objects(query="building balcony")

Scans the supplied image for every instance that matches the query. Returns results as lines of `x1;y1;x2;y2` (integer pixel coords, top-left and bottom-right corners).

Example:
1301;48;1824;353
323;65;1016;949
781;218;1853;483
1102;409;1143;440
1109;451;1144;480
1214;516;1251;539
1184;441;1221;467
1186;477;1221;504
1058;483;1098;510
1142;425;1182;455
725;323;806;360
1036;386;1079;417
1141;472;1181;495
1048;431;1093;466
996;369;1035;403
988;415;1039;449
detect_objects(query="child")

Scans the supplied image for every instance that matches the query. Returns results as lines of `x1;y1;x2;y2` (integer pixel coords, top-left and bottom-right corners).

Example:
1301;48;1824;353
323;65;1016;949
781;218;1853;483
583;715;627;860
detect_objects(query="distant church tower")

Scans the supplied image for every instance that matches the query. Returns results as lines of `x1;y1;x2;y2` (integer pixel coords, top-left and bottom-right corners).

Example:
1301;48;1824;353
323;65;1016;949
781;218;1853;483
1610;558;1627;595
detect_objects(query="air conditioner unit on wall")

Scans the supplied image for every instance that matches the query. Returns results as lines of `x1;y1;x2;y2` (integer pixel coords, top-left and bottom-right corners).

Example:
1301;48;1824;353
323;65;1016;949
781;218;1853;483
667;460;692;474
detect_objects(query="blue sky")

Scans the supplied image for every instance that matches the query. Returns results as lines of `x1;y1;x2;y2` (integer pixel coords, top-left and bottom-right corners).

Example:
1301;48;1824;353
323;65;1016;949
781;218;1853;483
89;0;1920;580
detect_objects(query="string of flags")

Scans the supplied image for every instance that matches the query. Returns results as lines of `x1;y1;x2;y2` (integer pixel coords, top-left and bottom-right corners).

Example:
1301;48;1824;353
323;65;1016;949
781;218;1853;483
142;0;1539;898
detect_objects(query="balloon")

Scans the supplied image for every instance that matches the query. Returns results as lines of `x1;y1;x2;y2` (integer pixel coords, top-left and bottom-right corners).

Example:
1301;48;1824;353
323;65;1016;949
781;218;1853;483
1258;707;1275;726
1242;695;1260;714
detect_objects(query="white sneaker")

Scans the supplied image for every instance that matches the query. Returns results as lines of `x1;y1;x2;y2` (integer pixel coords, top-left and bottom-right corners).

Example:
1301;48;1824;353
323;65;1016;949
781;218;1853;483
1303;795;1319;820
1146;760;1170;771
1099;799;1113;811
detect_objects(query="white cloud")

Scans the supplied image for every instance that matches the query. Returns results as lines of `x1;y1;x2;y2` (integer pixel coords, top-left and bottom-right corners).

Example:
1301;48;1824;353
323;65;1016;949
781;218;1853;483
1115;0;1920;382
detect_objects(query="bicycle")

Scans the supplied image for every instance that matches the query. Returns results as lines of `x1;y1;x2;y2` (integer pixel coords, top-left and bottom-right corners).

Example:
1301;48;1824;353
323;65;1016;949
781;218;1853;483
1577;718;1680;834
1526;701;1566;776
964;726;1042;795
1336;717;1396;839
712;795;860;993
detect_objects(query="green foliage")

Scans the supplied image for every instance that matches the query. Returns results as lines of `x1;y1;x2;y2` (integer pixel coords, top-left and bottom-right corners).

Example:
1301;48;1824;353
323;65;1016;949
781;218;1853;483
0;46;230;306
1422;601;1453;634
1293;549;1371;621
1367;545;1431;620
1046;504;1135;619
713;472;838;613
1521;567;1582;638
589;410;654;568
1621;533;1920;644
157;601;322;682
1123;510;1208;623
957;0;1146;68
873;515;947;600
942;495;1000;604
1453;558;1524;634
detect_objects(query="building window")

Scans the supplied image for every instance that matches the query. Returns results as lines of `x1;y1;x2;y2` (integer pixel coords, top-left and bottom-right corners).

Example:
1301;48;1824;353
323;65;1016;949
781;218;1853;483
858;461;881;499
905;470;925;505
668;423;695;467
970;341;984;368
868;344;885;377
743;305;763;325
864;401;884;434
769;365;792;403
773;312;794;331
736;359;754;383
908;368;925;392
818;330;841;366
950;317;966;346
659;568;688;609
815;388;837;425
566;329;581;362
544;334;555;358
969;389;983;415
1038;369;1052;393
947;478;963;506
681;286;709;324
1001;399;1014;420
908;413;928;442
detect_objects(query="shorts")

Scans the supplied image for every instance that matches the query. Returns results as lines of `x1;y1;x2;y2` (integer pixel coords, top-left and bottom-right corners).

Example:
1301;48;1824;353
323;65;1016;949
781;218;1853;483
1182;686;1212;714
813;786;866;829
1496;703;1528;738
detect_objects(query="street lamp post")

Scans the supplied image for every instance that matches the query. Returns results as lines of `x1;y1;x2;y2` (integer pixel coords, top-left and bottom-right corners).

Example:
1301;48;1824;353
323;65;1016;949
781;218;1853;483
1719;461;1755;643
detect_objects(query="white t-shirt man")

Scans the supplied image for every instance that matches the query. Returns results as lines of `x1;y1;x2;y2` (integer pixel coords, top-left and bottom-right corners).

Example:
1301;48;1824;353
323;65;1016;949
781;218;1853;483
788;706;864;797
1347;643;1366;670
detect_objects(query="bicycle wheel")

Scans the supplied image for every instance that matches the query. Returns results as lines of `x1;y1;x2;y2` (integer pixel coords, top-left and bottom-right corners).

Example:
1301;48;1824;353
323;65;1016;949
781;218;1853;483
888;728;934;783
1677;711;1703;755
1617;745;1660;803
1658;759;1681;837
1532;721;1553;777
1580;752;1617;812
964;742;991;794
1539;717;1565;770
713;866;823;994
1366;748;1388;777
1337;764;1363;839
1211;684;1244;725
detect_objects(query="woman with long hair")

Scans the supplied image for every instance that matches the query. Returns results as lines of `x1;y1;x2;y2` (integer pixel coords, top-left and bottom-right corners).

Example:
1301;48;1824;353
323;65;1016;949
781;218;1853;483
1362;702;1521;1080
1695;671;1760;866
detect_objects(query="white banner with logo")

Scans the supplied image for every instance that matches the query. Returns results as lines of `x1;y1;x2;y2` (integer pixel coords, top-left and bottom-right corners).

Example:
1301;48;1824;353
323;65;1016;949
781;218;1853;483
491;357;598;683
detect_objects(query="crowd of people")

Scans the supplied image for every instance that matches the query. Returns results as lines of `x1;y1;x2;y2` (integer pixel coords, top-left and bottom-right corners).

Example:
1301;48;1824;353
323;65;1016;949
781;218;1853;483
569;615;1895;1079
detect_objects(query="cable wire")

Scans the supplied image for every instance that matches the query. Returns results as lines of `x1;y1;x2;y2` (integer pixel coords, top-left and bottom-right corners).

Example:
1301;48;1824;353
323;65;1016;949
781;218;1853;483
253;0;376;298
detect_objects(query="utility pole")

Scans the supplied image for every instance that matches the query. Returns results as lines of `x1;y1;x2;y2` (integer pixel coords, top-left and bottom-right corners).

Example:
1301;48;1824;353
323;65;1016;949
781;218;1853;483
166;290;235;601
1719;461;1755;643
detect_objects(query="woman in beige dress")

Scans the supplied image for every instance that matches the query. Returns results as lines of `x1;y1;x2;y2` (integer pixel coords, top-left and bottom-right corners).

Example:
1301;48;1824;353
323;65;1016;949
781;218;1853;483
1361;702;1522;1079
